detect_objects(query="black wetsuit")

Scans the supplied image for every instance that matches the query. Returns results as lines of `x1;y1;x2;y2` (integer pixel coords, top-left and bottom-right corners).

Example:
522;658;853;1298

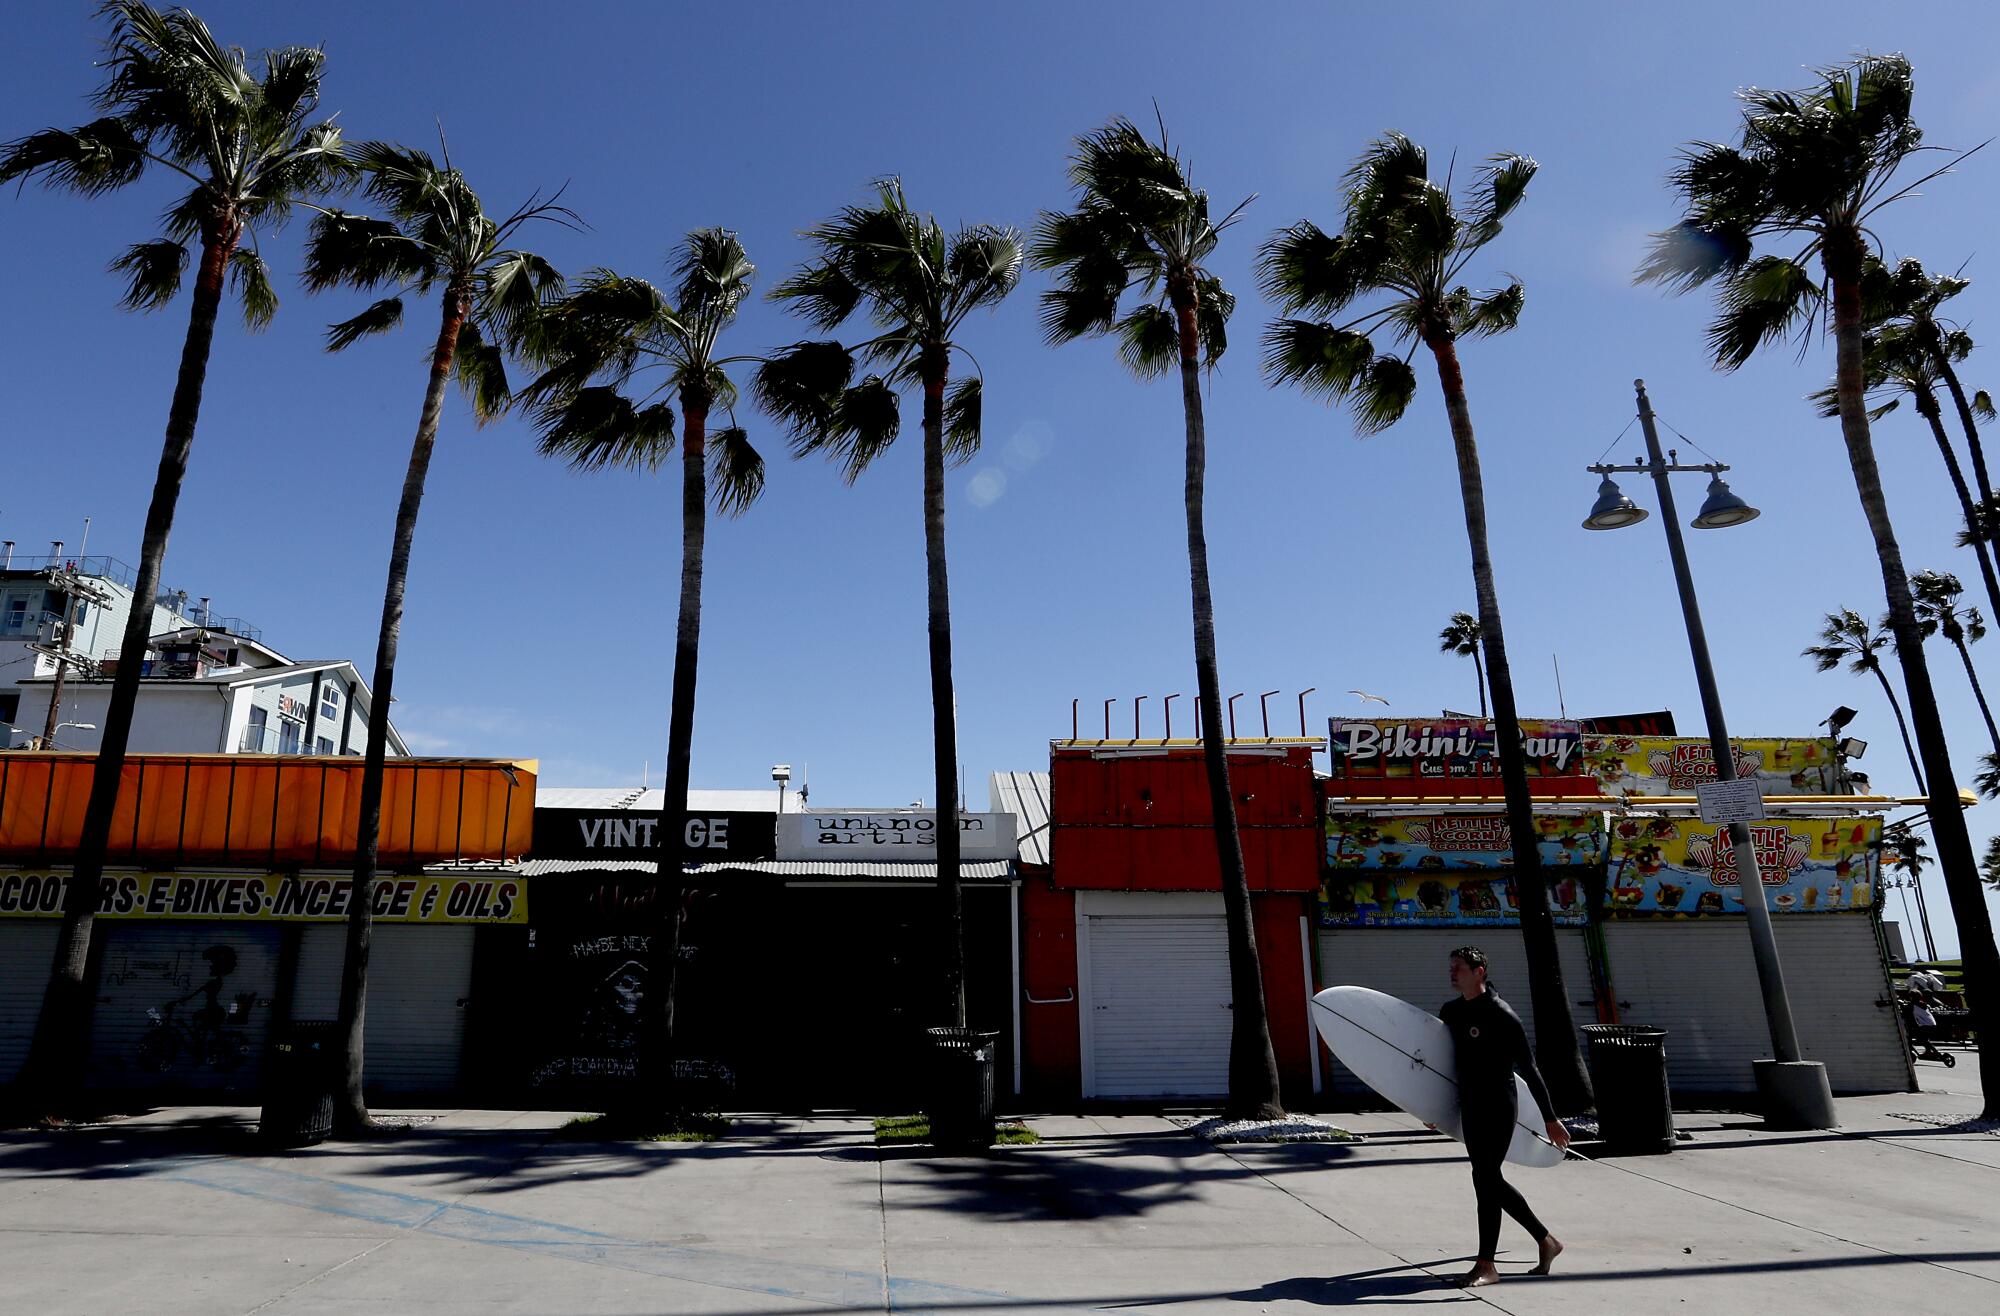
1440;989;1554;1261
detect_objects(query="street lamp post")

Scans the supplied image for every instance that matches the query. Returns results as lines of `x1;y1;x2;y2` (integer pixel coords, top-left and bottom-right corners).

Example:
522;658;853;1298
1583;378;1838;1130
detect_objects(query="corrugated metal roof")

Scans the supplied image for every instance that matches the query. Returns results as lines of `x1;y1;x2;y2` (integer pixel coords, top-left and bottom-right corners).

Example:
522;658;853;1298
535;786;795;812
515;856;1012;881
988;770;1050;866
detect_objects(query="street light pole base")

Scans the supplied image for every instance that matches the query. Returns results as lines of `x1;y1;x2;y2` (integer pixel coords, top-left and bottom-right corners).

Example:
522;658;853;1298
1753;1059;1838;1130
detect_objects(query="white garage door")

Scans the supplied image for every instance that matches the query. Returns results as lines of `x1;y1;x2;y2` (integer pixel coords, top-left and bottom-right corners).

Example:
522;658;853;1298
1315;927;1598;1096
286;922;475;1097
1602;916;1910;1095
0;922;58;1083
88;922;280;1093
1081;894;1233;1099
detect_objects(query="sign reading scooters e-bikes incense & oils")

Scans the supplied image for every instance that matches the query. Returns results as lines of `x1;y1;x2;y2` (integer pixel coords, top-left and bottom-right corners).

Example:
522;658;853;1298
0;869;525;923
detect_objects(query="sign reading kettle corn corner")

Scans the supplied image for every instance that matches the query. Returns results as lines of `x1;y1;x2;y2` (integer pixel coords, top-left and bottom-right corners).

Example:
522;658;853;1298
1578;735;1840;797
0;870;526;923
1602;815;1880;915
1320;813;1601;927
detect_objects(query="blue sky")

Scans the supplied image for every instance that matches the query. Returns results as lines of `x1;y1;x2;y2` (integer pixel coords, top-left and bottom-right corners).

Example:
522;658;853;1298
5;1;1998;954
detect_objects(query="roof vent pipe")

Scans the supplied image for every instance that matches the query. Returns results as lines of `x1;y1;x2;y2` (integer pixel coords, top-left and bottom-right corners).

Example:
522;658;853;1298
198;597;210;624
2;542;13;569
49;541;62;562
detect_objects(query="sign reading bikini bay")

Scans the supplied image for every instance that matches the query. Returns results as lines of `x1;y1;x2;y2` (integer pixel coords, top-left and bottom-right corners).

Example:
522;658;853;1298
1327;718;1587;793
776;811;1017;862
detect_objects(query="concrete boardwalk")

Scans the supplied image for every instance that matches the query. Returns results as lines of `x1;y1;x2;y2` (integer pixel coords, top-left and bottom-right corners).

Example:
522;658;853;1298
2;1059;1994;1314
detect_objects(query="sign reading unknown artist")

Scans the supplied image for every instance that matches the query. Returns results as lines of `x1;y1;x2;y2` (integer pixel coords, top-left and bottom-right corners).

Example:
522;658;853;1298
775;811;1017;861
0;869;526;923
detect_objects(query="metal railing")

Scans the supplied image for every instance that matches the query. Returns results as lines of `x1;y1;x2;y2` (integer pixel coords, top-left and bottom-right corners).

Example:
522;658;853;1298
0;555;262;641
0;610;64;640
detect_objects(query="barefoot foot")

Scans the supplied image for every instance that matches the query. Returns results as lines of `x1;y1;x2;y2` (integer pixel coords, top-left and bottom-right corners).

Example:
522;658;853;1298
1531;1236;1563;1276
1454;1261;1502;1288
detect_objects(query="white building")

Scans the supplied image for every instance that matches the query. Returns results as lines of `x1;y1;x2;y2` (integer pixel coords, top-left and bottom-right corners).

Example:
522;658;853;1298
0;546;404;757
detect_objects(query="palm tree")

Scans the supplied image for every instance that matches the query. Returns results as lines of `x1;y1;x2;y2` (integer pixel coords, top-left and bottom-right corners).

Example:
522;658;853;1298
1810;258;2000;623
1030;117;1283;1120
1258;133;1591;1111
1868;258;1999;538
754;180;1019;1032
1910;570;2000;756
1438;611;1487;717
1980;835;2000;894
1642;52;2000;1113
1803;609;1925;792
522;231;767;1115
1883;828;1938;962
0;3;348;1114
301;142;571;1134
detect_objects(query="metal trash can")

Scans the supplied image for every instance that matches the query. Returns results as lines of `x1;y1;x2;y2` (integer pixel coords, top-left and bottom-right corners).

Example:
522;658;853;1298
1581;1024;1673;1154
925;1027;998;1150
260;1021;339;1148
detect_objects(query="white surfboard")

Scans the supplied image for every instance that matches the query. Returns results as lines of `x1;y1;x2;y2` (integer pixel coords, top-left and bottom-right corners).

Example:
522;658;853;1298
1311;985;1565;1168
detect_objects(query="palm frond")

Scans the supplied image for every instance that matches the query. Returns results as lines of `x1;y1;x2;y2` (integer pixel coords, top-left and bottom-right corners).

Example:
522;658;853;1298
1256;220;1384;317
1195;275;1232;365
1636;219;1755;292
1036;283;1123;347
1463;153;1537;248
752;340;855;441
301;210;427;292
481;249;565;343
325;296;404;351
453;318;511;422
672;227;754;323
0;118;148;194
801;375;901;482
946;225;1025;317
536;387;675;471
1975;390;1996;422
1455;282;1524;339
1708;256;1819;369
229;246;278;329
1115;304;1181;379
108;238;188;311
943;377;983;464
706;426;766;516
770;259;863;332
257;44;326;122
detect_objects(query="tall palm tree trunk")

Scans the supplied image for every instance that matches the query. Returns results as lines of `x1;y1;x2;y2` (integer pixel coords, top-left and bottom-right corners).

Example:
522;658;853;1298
1426;331;1591;1113
920;346;966;1029
1950;635;2000;756
1929;332;1996;517
1175;288;1282;1119
336;292;466;1134
1472;648;1488;719
1913;386;2000;623
19;218;239;1114
1867;661;1927;795
1829;243;2000;1118
641;389;709;1113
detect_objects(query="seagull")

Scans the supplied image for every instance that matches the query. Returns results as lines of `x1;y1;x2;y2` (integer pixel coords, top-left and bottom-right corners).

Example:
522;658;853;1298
1349;689;1391;706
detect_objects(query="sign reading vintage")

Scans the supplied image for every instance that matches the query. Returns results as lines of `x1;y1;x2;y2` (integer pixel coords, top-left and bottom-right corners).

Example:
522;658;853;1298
0;870;525;923
530;807;776;862
1326;718;1587;791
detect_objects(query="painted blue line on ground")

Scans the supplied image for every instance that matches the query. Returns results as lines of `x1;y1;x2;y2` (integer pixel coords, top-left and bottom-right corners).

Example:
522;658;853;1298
150;1154;1007;1309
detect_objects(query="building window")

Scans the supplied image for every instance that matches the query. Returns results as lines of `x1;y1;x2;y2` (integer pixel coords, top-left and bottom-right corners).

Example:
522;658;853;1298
241;706;268;753
320;685;340;722
316;736;335;756
0;691;18;729
278;718;304;755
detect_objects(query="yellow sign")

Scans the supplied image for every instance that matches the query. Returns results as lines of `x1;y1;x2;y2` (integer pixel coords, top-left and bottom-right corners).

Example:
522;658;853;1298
1603;816;1878;914
1579;736;1839;796
0;870;526;924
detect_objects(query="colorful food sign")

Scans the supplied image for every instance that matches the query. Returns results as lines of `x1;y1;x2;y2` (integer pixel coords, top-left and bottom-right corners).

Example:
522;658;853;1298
1320;813;1601;926
1602;816;1879;915
1579;736;1839;797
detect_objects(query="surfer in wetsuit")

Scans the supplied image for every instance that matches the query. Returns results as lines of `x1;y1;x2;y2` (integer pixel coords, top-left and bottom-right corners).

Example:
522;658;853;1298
1442;945;1567;1288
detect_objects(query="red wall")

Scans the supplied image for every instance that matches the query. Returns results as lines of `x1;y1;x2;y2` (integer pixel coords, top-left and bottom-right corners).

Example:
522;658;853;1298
1018;870;1080;1103
1049;747;1322;893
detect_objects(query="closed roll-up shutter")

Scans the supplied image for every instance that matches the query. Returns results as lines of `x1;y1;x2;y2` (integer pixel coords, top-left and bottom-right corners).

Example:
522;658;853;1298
0;922;58;1083
1082;913;1231;1099
290;923;343;1020
363;924;474;1097
1315;927;1597;1096
88;923;280;1095
1601;917;1909;1094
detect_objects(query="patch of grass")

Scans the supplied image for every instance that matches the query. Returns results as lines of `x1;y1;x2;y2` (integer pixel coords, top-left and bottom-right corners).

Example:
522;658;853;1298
873;1115;1039;1146
557;1111;729;1143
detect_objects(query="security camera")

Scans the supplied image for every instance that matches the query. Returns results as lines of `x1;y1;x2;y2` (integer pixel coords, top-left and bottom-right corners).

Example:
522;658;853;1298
771;764;792;784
